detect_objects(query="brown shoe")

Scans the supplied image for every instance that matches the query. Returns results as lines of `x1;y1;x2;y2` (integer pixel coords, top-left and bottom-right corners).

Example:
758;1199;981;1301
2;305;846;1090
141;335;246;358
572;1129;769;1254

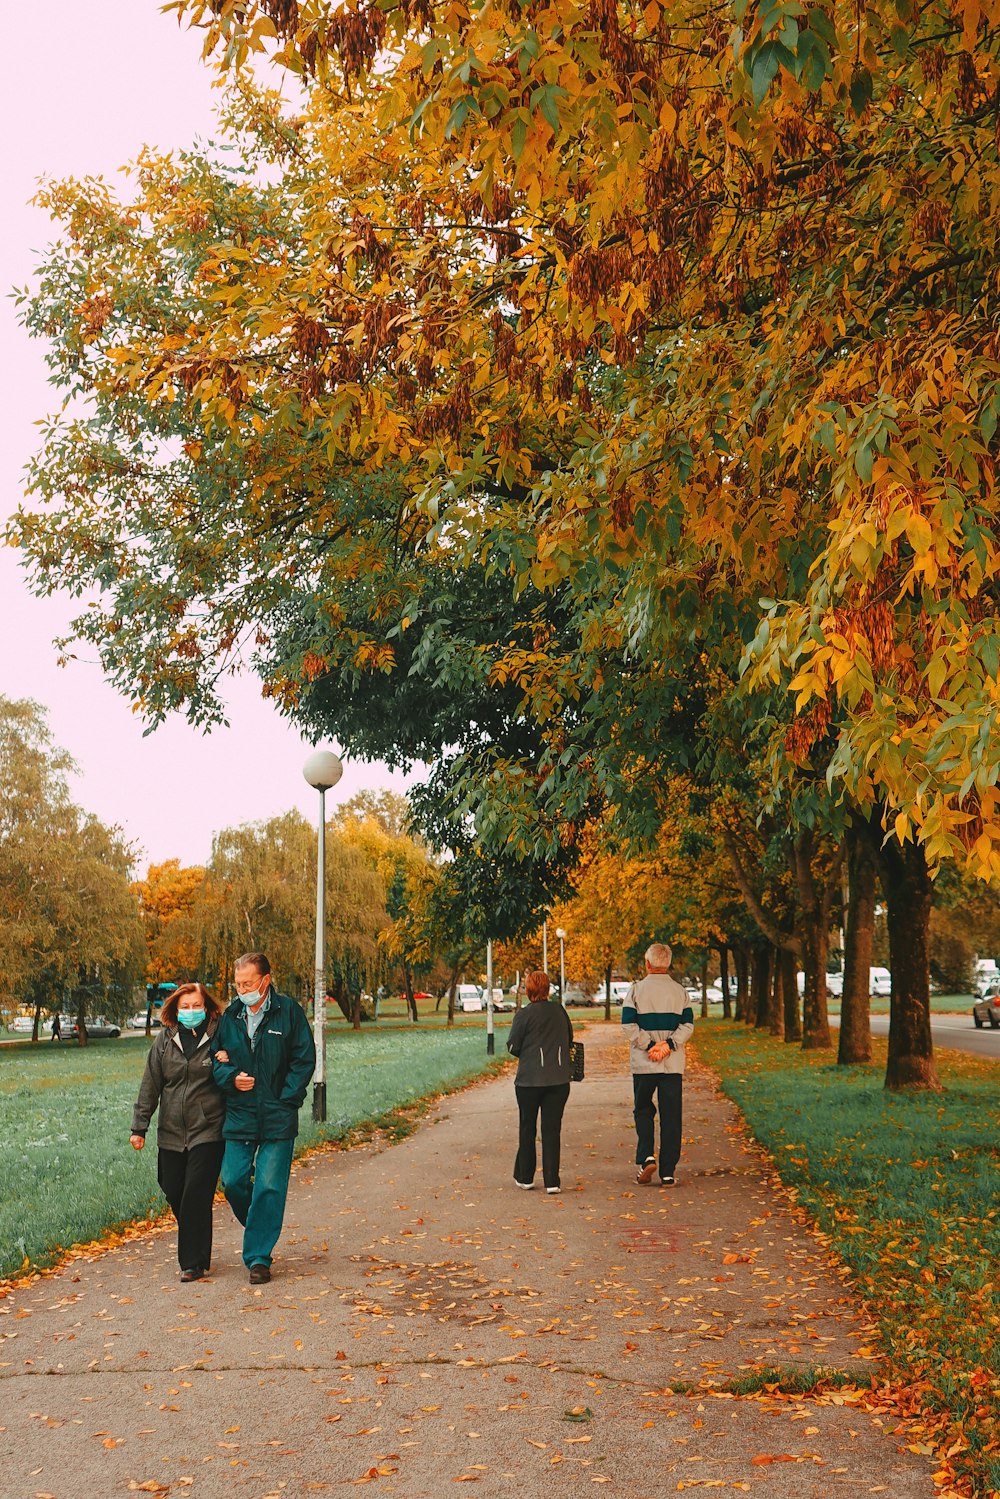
249;1263;271;1285
636;1159;657;1185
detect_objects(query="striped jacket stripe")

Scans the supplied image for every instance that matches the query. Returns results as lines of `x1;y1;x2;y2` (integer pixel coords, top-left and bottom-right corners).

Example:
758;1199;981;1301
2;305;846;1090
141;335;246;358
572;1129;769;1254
621;1005;694;1031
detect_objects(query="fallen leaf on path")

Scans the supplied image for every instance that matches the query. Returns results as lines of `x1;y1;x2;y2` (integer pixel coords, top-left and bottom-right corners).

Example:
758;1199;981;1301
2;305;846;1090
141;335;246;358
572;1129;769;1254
127;1484;170;1494
751;1454;798;1465
563;1407;593;1422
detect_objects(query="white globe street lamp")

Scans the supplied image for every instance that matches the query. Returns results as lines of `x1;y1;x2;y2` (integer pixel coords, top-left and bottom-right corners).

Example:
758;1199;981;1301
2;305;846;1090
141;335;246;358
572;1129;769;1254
556;927;566;1005
303;749;343;1121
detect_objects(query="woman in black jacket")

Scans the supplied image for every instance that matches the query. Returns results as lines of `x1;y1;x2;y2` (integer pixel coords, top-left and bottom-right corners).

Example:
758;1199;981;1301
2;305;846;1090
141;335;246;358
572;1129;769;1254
506;970;573;1194
130;982;225;1281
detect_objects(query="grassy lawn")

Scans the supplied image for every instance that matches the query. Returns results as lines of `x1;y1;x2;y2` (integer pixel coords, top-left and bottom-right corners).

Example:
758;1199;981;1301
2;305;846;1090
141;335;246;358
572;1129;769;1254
0;1025;505;1282
696;1018;1000;1496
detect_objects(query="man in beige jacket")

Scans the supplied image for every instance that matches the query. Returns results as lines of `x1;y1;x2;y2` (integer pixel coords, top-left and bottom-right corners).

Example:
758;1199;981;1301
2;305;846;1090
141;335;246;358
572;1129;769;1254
621;942;694;1185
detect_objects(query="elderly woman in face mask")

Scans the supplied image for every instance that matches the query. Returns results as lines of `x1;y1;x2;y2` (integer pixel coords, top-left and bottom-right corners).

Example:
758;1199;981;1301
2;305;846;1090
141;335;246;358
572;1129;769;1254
130;982;226;1282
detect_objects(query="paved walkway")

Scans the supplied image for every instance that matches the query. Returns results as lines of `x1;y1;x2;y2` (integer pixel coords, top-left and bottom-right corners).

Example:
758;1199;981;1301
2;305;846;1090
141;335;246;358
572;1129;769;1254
0;1026;936;1498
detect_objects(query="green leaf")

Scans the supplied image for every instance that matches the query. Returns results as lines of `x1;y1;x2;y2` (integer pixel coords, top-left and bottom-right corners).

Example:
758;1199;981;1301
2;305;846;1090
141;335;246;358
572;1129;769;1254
817;419;838;456
890;23;909;56
850;65;873;116
511;113;528;161
855;443;873;483
750;41;789;106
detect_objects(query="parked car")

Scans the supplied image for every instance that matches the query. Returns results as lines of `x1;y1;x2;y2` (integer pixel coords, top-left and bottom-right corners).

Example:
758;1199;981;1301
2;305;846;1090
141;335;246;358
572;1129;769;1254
610;980;633;1004
7;1015;36;1034
869;967;892;998
128;1012;163;1030
826;971;845;998
973;979;1000;1027
64;1015;122;1039
455;984;482;1013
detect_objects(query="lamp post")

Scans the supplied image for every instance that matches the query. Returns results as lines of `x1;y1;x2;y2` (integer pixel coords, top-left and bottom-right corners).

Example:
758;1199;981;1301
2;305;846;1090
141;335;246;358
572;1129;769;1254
303;748;343;1122
486;939;495;1056
556;927;566;1005
542;920;548;974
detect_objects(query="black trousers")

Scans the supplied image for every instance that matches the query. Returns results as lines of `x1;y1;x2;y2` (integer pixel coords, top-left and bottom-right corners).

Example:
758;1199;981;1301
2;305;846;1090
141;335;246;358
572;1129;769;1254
157;1140;225;1272
633;1074;683;1174
514;1083;570;1189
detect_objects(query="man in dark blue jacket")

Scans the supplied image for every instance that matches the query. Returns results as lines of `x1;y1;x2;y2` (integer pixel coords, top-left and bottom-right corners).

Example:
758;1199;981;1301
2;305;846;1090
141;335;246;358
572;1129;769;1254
212;952;316;1284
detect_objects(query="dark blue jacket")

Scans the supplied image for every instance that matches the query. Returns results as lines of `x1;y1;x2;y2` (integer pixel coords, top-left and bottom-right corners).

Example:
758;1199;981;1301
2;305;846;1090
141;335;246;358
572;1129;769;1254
211;990;316;1141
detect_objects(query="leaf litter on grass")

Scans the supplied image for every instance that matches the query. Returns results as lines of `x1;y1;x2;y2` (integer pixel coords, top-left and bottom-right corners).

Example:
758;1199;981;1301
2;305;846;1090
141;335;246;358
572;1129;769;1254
697;1020;1000;1499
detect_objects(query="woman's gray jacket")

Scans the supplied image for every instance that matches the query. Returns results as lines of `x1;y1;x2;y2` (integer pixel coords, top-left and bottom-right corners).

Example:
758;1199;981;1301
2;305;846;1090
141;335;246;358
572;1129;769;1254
506;1000;574;1086
131;1020;226;1150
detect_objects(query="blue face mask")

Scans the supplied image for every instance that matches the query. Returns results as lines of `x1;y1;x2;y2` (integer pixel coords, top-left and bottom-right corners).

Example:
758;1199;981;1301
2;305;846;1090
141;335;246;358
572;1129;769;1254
178;1009;206;1029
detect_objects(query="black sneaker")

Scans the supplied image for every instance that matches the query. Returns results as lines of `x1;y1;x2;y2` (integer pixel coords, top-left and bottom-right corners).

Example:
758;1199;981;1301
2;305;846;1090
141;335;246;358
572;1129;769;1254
636;1159;657;1185
179;1267;204;1283
660;1174;676;1186
249;1263;271;1285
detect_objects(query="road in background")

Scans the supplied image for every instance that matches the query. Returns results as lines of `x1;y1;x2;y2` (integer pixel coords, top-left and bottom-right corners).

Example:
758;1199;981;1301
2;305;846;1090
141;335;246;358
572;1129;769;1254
831;1011;1000;1061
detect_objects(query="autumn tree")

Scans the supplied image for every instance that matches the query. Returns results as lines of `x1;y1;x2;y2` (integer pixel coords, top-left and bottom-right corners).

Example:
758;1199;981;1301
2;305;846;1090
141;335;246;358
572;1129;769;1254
133;859;206;984
20;0;1000;1089
0;697;145;1042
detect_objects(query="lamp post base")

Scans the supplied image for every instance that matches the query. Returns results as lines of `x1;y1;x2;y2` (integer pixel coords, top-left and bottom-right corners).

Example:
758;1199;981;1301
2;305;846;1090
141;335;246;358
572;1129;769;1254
312;1081;327;1122
487;1033;495;1056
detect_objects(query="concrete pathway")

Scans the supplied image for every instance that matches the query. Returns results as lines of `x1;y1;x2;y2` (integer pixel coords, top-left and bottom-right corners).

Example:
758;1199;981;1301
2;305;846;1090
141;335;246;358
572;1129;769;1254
0;1027;936;1498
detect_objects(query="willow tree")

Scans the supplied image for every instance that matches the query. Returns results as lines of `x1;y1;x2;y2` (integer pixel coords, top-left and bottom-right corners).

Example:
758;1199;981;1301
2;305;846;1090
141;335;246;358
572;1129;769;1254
199;809;390;1009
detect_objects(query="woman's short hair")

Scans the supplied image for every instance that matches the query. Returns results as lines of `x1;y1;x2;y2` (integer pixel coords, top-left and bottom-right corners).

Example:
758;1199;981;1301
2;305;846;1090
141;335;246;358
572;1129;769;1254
159;982;221;1028
525;970;551;1002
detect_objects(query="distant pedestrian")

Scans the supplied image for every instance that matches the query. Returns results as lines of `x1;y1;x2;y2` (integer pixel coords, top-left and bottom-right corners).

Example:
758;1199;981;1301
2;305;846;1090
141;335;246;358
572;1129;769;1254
507;969;573;1195
212;953;316;1285
130;982;226;1281
50;1013;61;1042
622;943;694;1186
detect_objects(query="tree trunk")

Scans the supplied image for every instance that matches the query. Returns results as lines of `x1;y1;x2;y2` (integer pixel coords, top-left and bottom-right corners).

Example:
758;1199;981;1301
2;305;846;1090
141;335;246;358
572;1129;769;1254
751;947;771;1028
793;832;833;1050
76;1000;89;1047
404;964;418;1023
446;962;459;1029
767;946;784;1037
880;836;939;1090
604;959;613;1022
720;946;732;1020
733;947;749;1022
700;957;709;1020
332;984;352;1022
778;948;799;1041
351;993;362;1031
31;999;42;1043
839;824;875;1065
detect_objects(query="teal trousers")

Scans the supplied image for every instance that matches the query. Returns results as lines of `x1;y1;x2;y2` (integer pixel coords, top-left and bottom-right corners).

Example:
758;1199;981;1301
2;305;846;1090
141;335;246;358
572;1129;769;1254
221;1137;295;1268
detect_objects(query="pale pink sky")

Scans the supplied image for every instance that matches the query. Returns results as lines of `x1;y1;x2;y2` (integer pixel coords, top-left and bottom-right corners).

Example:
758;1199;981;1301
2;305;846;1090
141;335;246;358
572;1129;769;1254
0;1;411;868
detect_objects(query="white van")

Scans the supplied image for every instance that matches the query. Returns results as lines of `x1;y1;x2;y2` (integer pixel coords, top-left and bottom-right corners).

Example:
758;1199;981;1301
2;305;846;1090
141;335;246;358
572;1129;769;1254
610;979;633;1004
974;959;999;997
457;984;482;1013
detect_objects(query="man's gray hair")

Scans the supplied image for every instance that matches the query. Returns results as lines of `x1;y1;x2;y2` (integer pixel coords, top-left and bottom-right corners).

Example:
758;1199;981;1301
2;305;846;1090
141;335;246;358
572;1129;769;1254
645;942;672;970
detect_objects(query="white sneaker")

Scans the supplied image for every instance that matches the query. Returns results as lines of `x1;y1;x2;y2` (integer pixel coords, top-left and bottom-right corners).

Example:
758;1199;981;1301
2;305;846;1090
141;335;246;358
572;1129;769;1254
514;1179;534;1190
546;1186;561;1195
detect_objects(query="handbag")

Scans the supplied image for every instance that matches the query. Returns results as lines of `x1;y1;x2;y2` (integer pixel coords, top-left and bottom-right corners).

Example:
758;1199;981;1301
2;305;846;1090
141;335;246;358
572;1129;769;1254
569;1041;585;1082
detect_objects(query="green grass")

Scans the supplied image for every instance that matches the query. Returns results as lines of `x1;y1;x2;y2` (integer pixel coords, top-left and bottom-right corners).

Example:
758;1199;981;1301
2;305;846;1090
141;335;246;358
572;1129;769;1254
696;1018;1000;1496
0;1026;504;1281
825;992;973;1015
